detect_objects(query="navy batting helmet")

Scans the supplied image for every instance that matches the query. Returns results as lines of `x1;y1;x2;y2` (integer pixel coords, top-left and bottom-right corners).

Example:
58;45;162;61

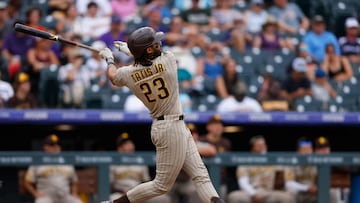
127;27;165;59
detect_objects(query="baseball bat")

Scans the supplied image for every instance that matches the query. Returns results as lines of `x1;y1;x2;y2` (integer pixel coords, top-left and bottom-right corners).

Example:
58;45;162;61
14;23;100;52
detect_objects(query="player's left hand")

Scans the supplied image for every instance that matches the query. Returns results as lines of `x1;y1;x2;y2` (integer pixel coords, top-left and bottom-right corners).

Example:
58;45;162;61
114;41;132;56
99;48;114;65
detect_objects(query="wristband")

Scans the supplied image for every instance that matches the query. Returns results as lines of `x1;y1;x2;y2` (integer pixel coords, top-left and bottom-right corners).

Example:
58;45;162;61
106;58;115;65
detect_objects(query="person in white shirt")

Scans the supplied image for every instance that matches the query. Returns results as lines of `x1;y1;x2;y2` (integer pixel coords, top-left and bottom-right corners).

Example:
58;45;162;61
0;71;14;107
216;80;263;113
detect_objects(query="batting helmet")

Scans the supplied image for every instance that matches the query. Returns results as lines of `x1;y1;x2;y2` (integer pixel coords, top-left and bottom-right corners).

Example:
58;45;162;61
127;27;165;59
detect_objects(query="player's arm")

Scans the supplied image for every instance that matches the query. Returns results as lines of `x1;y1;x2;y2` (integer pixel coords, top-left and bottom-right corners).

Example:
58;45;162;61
99;48;118;85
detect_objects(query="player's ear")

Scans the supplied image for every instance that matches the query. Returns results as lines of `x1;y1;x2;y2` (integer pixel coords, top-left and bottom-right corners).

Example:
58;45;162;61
145;47;153;54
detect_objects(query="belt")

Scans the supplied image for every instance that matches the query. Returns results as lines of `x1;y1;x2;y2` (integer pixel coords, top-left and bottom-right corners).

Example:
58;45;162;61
157;115;184;120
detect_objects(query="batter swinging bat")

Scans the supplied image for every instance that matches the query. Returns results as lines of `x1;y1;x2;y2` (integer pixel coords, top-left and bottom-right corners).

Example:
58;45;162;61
14;23;100;52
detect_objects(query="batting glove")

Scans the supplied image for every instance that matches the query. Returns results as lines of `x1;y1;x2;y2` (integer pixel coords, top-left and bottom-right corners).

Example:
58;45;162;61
99;48;115;65
114;41;133;56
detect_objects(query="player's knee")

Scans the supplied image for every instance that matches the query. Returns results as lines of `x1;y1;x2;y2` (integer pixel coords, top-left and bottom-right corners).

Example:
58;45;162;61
192;174;210;183
152;181;170;195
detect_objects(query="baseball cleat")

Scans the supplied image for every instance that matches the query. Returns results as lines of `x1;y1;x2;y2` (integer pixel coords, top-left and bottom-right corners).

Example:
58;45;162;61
211;196;225;203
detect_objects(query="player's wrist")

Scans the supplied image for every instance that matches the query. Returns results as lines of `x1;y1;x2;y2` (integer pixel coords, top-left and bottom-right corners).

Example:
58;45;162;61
105;57;115;65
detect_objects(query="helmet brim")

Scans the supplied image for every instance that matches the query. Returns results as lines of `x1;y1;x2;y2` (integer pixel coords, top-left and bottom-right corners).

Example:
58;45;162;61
154;32;165;44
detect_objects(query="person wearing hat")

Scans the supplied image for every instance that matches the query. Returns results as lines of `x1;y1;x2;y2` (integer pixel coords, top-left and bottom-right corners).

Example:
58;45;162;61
243;0;268;35
339;17;360;65
7;72;38;109
302;15;341;63
198;114;232;199
280;57;313;105
23;134;83;203
227;135;295;203
311;68;337;103
253;15;289;51
109;132;171;203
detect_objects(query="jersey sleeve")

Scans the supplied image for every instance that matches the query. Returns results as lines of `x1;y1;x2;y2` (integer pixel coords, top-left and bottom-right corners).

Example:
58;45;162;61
162;51;178;69
24;166;36;183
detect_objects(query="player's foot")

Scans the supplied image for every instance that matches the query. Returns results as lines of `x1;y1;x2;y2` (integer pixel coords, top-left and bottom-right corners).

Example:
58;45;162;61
112;195;130;203
211;196;225;203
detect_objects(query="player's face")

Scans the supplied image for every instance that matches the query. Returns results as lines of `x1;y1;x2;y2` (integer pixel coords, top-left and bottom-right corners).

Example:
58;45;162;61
147;42;162;59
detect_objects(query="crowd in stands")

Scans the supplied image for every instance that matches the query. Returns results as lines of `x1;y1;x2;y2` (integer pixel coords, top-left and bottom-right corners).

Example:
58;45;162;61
0;0;360;112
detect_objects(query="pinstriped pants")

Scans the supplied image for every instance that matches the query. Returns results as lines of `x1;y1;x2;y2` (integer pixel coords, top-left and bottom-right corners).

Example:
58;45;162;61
127;119;219;203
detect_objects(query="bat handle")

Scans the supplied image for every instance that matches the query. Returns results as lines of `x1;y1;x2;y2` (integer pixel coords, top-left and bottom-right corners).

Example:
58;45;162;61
60;38;100;52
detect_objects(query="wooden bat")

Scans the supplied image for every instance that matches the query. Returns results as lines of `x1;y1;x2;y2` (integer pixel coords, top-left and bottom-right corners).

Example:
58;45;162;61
14;23;100;52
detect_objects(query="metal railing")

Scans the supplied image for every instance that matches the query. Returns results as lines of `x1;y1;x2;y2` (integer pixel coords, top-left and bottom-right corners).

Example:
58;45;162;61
1;152;359;202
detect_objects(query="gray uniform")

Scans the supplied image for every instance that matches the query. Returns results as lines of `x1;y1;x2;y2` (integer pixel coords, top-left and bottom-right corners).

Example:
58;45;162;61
25;165;83;203
111;51;220;203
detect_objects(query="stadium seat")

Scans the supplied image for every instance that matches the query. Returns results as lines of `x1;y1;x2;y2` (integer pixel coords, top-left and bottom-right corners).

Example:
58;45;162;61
205;28;228;42
294;95;325;112
84;85;111;109
195;94;221;112
38;65;60;108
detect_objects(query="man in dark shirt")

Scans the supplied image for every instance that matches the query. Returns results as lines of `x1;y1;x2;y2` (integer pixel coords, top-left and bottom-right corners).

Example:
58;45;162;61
280;57;312;108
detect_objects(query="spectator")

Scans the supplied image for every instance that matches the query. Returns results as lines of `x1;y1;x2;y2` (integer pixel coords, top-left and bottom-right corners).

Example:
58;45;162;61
268;0;309;35
140;5;169;33
110;0;138;22
253;15;291;51
198;114;232;199
311;68;337;103
109;133;171;203
215;58;240;99
26;38;60;98
174;0;213;11
142;0;172;20
76;1;111;42
167;18;199;78
124;94;148;113
0;70;14;107
211;0;243;33
217;80;263;113
85;40;108;88
0;1;10;49
314;136;331;154
98;15;127;49
302;15;340;63
227;135;295;203
60;3;83;39
76;0;112;17
24;7;46;31
280;57;312;105
58;48;91;108
257;74;290;111
7;72;38;109
321;43;353;83
23;134;83;203
195;42;228;95
243;0;268;36
179;0;213;32
296;42;319;81
2;21;36;81
338;17;360;66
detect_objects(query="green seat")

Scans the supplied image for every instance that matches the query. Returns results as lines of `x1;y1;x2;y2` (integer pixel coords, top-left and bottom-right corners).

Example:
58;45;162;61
294;96;325;112
38;65;60;108
84;85;111;109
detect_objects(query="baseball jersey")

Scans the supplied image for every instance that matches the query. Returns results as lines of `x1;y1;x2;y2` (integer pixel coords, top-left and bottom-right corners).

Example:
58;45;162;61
25;165;78;194
110;165;151;193
112;51;182;118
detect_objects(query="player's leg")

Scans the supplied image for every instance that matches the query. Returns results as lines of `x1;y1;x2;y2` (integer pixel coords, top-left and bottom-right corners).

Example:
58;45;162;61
181;127;225;203
123;120;187;202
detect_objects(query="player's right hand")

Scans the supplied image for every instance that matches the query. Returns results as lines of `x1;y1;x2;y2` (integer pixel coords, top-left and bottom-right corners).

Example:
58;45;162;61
99;48;114;65
114;41;132;56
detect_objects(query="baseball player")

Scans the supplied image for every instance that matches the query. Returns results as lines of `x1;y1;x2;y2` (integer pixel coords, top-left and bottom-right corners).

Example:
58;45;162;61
99;26;225;203
23;134;83;203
